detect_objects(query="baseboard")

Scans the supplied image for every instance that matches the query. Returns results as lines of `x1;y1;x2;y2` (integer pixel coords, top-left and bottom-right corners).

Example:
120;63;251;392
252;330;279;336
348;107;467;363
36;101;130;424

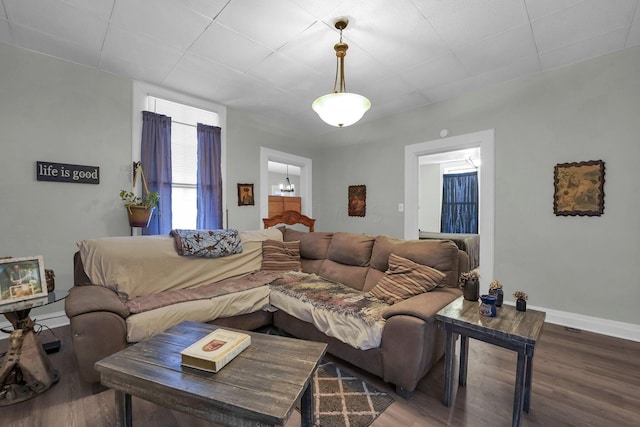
503;302;639;343
1;307;637;343
0;309;69;332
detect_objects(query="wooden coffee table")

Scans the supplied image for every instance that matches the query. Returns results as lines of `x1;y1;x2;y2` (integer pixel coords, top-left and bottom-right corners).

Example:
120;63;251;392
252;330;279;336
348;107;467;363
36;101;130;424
436;297;545;427
95;321;327;427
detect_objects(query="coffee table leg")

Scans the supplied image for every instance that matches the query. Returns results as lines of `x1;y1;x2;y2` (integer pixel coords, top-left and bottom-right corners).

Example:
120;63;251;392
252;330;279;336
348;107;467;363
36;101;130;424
300;381;314;427
512;351;526;427
442;329;455;406
114;390;132;427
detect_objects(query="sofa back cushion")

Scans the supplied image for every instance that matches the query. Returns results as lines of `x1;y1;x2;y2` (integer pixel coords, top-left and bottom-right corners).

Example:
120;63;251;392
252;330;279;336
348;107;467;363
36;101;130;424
77;228;282;300
368;235;460;288
318;261;370;291
282;228;333;260
316;232;375;290
326;232;375;266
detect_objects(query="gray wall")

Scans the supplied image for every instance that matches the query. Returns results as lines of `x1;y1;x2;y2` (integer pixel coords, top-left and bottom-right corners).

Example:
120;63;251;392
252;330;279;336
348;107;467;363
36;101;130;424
225;109;315;231
311;45;640;325
0;43;132;316
2;40;638;328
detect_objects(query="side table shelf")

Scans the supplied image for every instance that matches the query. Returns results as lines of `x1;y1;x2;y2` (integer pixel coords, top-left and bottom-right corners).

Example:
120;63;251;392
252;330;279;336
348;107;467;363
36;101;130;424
0;291;67;406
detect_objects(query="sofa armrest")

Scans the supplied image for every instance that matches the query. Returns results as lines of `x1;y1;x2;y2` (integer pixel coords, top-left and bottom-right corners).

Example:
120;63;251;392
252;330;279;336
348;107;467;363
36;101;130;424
64;285;130;319
382;287;461;323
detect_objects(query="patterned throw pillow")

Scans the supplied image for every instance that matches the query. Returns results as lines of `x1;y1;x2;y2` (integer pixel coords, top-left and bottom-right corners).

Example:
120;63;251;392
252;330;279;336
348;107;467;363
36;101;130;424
369;253;445;304
170;228;242;258
261;240;302;272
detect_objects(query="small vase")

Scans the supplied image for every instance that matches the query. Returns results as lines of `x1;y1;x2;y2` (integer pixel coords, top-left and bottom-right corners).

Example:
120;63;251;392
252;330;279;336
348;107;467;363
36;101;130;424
479;294;497;317
462;279;479;301
516;298;527;312
494;288;504;307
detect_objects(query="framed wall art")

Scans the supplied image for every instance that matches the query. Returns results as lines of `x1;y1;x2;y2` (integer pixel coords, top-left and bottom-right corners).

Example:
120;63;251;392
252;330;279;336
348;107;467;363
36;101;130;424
348;185;366;217
0;256;48;306
237;183;255;206
553;160;605;216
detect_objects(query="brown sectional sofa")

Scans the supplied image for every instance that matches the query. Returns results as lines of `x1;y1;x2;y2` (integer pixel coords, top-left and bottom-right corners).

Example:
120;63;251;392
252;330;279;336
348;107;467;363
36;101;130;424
65;228;468;397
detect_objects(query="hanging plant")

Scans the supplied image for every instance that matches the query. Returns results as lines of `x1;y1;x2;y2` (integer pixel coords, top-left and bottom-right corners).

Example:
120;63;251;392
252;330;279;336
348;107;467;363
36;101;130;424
120;162;159;227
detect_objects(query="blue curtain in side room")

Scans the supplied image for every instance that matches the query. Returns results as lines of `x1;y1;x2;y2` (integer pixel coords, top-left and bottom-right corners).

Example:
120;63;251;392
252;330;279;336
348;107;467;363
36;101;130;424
441;171;478;234
141;111;172;235
196;123;223;229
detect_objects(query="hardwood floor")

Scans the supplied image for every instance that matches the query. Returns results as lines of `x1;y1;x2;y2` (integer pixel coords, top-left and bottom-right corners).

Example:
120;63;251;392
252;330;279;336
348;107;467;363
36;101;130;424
1;322;639;427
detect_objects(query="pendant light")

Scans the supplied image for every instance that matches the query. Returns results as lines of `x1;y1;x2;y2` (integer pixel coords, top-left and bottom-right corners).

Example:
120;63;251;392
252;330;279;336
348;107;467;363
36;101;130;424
279;165;295;194
312;18;371;128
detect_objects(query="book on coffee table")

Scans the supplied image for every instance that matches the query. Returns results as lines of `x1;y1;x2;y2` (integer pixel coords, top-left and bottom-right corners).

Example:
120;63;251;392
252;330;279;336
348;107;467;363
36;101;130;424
180;328;251;373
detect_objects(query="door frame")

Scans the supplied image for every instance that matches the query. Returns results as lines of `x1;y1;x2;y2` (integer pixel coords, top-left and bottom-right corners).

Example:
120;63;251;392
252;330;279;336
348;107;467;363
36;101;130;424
404;129;495;283
260;147;312;220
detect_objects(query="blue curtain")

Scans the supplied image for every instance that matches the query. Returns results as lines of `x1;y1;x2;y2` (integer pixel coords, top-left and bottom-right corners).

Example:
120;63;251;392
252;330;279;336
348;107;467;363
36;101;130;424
196;123;223;229
441;171;478;234
141;111;172;235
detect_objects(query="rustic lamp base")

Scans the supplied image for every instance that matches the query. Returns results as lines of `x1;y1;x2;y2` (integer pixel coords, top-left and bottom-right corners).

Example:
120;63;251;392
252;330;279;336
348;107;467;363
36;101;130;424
0;325;59;406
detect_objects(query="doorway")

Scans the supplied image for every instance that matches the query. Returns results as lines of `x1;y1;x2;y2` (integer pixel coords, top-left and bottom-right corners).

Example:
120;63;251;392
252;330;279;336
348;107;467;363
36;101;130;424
260;147;313;220
404;129;495;284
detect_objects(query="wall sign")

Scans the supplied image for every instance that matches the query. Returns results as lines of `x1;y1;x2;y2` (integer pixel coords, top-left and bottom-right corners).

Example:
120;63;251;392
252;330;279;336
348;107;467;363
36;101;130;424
36;161;100;184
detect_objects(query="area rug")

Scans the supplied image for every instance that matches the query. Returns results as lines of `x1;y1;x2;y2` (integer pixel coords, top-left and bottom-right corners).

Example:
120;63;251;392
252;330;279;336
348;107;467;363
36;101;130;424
310;361;394;427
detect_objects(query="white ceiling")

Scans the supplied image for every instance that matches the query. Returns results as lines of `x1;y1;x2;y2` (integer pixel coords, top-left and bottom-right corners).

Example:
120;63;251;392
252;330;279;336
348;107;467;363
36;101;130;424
1;0;639;136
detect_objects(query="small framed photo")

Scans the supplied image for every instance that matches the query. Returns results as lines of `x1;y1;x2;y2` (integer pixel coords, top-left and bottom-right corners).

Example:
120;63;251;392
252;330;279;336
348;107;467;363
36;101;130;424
237;183;255;206
0;256;48;305
348;185;366;217
553;160;605;216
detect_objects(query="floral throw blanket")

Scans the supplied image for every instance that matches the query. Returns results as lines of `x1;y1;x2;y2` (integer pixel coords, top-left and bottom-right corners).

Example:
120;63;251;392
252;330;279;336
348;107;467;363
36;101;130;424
269;272;390;325
170;228;242;258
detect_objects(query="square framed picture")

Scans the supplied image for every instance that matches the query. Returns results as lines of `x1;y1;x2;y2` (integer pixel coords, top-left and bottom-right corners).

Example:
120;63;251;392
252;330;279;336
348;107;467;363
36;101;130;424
237;183;255;206
553;160;605;216
0;256;48;305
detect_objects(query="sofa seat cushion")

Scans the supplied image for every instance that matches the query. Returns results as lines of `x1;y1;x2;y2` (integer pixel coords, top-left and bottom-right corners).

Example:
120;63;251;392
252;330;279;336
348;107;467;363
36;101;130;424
268;272;389;350
369;254;446;304
126;286;272;343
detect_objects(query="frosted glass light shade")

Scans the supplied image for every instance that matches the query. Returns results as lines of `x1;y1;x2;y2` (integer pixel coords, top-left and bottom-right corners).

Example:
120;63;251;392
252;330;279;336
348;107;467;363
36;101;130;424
312;92;371;127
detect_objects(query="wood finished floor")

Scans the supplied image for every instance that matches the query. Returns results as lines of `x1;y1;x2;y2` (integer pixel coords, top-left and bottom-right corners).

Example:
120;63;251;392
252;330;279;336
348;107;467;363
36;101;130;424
1;322;639;427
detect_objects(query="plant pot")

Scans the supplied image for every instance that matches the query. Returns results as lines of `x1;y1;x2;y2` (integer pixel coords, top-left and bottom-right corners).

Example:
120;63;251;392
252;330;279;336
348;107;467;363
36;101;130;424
489;288;504;307
516;298;527;312
461;278;479;301
126;205;155;228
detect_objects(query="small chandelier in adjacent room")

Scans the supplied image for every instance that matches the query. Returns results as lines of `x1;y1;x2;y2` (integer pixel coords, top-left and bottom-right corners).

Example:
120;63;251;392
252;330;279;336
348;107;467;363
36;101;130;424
312;18;371;128
279;165;295;194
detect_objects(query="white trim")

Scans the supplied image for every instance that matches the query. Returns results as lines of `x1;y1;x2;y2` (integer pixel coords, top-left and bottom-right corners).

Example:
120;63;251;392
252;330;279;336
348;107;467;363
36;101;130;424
502;303;640;343
260;148;312;223
0;310;69;332
405;129;495;286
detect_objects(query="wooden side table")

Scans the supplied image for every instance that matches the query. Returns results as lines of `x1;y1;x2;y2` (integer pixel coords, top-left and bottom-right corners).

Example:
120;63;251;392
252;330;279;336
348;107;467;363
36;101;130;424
436;297;545;427
0;291;67;406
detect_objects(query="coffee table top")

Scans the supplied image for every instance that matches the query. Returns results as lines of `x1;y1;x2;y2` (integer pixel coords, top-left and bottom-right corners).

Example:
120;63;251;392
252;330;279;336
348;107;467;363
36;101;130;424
436;297;546;345
95;321;327;426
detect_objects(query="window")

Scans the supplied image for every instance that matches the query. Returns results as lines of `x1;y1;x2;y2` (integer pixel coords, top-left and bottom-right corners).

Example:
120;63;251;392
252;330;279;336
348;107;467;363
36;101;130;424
146;96;219;229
